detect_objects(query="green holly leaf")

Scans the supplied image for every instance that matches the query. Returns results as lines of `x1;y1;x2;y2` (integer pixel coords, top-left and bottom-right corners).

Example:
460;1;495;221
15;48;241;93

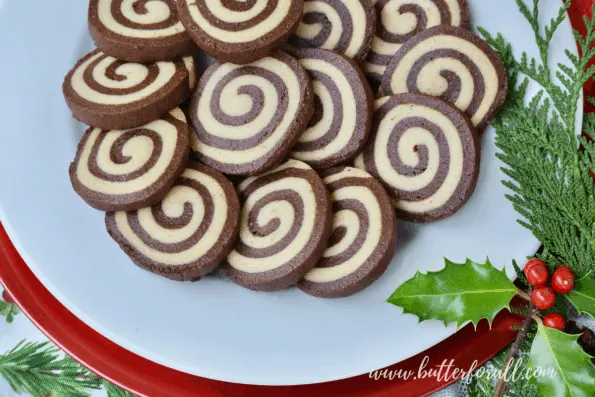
527;324;595;397
567;272;595;319
387;258;517;327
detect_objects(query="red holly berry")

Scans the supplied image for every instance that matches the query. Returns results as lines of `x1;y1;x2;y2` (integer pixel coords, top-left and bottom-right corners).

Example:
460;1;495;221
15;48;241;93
531;286;556;310
551;266;575;294
2;290;14;304
524;259;548;286
525;258;545;271
543;313;566;331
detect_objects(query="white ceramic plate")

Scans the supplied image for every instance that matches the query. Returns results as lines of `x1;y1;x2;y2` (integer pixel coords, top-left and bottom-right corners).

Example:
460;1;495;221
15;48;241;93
0;0;581;386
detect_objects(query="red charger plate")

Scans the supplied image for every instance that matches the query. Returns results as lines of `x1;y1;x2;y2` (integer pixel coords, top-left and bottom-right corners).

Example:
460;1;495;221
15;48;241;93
0;2;592;395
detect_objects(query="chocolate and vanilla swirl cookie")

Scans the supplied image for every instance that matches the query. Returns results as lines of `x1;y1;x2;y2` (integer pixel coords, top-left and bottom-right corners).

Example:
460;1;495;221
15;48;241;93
363;0;470;85
62;49;196;130
298;167;396;298
189;52;314;176
355;93;480;222
380;25;508;133
287;0;376;61
88;0;195;62
106;162;240;281
289;48;373;169
69;108;190;212
222;159;333;291
176;0;304;64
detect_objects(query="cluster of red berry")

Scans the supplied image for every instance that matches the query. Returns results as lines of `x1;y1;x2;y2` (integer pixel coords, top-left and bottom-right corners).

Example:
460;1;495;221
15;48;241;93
523;259;575;331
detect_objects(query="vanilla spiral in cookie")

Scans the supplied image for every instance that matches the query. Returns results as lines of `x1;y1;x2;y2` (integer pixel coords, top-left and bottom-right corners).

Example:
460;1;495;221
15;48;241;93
355;93;479;222
222;160;332;291
299;167;396;297
363;0;469;84
63;49;196;130
92;0;185;38
290;48;372;169
288;0;376;61
69;108;190;211
190;52;313;175
105;162;241;280
381;25;508;133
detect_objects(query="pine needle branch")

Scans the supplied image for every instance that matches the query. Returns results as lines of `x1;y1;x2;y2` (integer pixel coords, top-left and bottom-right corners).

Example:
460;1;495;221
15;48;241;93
103;379;136;397
0;340;102;397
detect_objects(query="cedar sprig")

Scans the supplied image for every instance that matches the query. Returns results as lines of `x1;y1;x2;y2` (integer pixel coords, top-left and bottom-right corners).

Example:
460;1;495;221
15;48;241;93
512;259;531;288
476;1;595;279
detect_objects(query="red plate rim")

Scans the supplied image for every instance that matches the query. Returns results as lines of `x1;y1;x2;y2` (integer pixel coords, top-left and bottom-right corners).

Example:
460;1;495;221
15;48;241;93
0;2;592;395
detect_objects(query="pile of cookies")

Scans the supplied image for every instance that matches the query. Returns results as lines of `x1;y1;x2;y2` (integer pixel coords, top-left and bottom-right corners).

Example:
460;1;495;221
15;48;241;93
62;0;507;298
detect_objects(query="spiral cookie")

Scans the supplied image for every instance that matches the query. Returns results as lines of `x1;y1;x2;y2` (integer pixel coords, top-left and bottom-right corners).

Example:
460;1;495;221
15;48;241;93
355;93;480;222
62;49;196;130
176;0;304;64
189;52;314;176
222;160;333;291
298;167;396;298
69;108;190;212
105;162;240;281
363;0;470;85
88;0;195;63
288;48;373;169
287;0;376;61
380;25;508;133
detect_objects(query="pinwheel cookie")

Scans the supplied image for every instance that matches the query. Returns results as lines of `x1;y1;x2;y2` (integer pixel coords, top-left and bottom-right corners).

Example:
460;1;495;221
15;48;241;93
355;93;480;222
176;0;304;63
88;0;195;62
62;50;196;130
222;159;333;291
106;162;240;281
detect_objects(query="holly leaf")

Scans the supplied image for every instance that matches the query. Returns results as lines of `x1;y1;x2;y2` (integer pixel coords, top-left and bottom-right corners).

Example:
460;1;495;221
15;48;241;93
567;272;595;319
387;258;517;327
527;324;595;396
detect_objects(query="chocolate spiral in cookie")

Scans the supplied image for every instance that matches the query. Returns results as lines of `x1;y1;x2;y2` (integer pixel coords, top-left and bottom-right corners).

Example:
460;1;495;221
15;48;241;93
289;48;373;169
176;0;304;63
63;49;196;130
380;25;508;133
106;162;240;281
222;160;332;291
355;93;480;222
189;52;314;175
298;167;396;298
363;0;470;84
88;0;195;62
69;108;190;212
288;0;376;61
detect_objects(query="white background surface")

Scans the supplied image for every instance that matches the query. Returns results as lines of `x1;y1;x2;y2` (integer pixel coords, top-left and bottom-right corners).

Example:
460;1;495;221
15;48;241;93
0;0;580;387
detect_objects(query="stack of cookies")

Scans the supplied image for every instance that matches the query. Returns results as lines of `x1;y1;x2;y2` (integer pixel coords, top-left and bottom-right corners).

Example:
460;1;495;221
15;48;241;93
62;0;507;298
